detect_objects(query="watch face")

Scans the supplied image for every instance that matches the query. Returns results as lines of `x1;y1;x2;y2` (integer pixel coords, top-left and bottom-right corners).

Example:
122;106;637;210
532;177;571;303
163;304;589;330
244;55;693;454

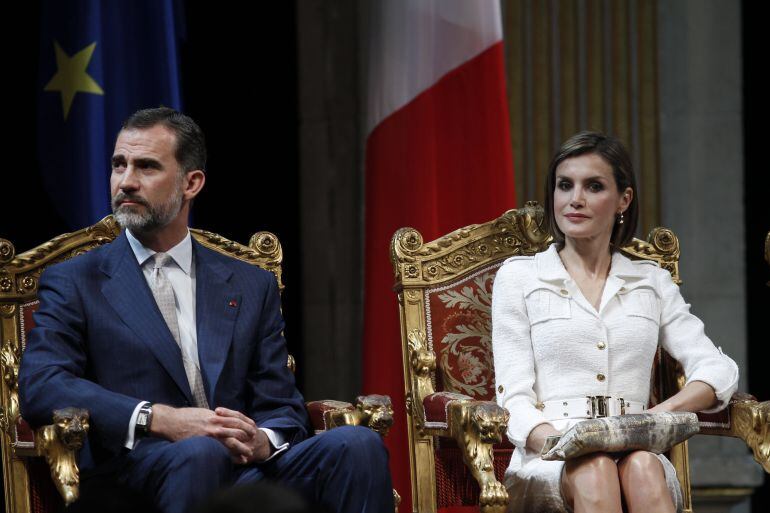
138;412;148;426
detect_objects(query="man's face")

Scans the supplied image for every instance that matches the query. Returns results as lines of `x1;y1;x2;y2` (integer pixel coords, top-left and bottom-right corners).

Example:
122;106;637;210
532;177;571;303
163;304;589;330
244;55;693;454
110;125;186;234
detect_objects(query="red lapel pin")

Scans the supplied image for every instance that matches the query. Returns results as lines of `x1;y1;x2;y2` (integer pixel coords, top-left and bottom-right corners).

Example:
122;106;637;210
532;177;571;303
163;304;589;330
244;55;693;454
228;299;238;307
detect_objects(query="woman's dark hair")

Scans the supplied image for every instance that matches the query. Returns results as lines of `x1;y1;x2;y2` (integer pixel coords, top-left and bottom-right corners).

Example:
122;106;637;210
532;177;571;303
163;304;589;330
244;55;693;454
543;131;638;248
122;107;206;174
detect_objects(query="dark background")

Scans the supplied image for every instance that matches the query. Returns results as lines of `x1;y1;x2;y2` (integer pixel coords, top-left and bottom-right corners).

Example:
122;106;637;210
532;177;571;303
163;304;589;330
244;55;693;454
743;2;770;510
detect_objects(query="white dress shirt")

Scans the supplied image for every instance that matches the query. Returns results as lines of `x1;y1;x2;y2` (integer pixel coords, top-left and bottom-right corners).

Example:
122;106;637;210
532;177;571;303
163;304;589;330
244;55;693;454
123;229;287;458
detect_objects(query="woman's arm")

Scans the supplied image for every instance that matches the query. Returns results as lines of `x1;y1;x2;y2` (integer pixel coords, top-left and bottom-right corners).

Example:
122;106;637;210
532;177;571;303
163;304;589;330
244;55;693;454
492;261;558;450
646;380;717;413
656;268;739;413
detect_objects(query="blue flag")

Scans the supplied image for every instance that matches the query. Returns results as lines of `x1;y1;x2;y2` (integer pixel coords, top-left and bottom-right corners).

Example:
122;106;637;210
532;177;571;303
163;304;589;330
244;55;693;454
37;0;185;230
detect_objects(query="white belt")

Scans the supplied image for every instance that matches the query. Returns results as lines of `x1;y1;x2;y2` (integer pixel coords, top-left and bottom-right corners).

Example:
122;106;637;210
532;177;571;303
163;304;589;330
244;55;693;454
540;396;646;421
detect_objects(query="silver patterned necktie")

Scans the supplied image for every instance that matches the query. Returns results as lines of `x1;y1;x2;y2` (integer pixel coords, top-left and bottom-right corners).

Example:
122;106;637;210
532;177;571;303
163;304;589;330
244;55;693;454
149;253;209;408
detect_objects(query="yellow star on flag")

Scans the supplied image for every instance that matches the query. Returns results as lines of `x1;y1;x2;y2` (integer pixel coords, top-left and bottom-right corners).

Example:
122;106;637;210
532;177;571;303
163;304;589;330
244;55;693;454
44;41;104;120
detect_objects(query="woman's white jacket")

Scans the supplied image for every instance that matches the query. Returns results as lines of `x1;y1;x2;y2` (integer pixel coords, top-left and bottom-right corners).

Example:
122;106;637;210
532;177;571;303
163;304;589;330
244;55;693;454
492;244;739;453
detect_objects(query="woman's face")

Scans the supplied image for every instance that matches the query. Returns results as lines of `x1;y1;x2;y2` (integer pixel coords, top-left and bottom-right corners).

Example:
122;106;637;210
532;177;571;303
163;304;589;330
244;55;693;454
553;153;632;244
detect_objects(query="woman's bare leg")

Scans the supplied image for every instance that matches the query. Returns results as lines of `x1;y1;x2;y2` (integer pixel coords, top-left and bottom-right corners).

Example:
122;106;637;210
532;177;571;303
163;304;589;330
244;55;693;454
618;451;676;513
562;453;623;513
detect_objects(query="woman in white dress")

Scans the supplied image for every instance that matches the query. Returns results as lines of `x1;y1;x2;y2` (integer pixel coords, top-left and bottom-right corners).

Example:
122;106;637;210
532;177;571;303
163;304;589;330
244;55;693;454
492;132;739;513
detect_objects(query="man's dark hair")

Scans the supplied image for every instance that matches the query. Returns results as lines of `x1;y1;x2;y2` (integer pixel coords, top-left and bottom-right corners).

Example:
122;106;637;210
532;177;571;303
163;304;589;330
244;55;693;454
543;131;639;249
122;107;206;174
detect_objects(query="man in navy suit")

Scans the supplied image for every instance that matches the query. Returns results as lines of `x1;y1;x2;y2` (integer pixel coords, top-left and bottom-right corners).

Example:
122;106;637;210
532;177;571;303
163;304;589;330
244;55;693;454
19;108;392;513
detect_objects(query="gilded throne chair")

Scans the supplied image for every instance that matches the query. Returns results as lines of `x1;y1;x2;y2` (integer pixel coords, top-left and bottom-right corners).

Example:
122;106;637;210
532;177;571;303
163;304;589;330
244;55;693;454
391;202;770;513
0;216;394;513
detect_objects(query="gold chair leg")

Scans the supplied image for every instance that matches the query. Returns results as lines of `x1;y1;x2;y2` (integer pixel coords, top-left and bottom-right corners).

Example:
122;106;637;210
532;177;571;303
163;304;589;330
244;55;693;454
35;408;90;506
449;402;510;513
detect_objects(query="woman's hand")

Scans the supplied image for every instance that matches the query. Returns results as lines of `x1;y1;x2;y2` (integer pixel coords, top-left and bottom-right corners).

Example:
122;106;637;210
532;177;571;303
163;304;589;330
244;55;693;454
526;422;562;454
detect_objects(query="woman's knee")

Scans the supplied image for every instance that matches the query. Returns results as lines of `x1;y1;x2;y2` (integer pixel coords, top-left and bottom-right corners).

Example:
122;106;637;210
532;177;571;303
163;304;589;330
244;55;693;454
618;451;664;479
563;454;619;502
618;451;666;489
565;453;617;482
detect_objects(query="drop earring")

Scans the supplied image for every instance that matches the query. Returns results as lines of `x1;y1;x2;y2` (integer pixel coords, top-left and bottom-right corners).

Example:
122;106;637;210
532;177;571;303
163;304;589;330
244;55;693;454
618;211;624;224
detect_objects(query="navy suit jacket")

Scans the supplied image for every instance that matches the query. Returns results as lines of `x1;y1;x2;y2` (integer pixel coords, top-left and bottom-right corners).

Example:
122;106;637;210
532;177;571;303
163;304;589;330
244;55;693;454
19;231;309;470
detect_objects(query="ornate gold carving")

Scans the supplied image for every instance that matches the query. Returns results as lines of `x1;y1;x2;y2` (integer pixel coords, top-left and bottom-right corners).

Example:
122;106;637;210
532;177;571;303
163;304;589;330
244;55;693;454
0;238;15;264
621;227;681;283
0;304;15;317
189;228;284;290
393;488;401;513
404;290;420;304
356;395;394;436
20;276;36;293
407;329;436;428
323;395;394;437
447;401;510;513
0;337;21;432
404;393;413;416
409;335;436;379
0;276;12;292
35;408;89;505
400;229;424;252
404;264;420;279
731;398;770;473
7;233;69;268
392;204;552;284
287;354;296;374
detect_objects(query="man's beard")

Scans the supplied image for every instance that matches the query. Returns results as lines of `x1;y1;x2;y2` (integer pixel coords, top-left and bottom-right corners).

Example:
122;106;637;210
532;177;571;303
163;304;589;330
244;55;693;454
112;187;184;234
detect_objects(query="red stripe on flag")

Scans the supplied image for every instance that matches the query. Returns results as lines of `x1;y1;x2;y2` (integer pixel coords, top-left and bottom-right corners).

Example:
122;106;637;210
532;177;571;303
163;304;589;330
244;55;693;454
363;42;515;511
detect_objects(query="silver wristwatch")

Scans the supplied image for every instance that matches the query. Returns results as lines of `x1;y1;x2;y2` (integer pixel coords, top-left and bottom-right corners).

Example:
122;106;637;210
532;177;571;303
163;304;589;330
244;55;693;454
135;403;153;437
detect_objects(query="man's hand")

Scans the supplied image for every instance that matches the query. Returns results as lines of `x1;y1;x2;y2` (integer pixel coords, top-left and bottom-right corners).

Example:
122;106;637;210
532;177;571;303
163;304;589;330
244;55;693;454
150;404;256;444
214;407;271;464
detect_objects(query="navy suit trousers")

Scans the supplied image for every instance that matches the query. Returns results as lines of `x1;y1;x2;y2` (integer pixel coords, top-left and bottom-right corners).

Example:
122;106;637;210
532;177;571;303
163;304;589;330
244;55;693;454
114;426;393;513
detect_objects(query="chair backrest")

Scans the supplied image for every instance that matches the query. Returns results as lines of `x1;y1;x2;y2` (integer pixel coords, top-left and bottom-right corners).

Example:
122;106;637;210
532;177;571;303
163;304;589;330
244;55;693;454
0;215;283;513
391;202;691;512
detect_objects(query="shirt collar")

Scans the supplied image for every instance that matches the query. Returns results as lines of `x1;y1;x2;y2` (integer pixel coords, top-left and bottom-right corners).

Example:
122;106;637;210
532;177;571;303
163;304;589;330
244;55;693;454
535;243;649;283
125;229;193;275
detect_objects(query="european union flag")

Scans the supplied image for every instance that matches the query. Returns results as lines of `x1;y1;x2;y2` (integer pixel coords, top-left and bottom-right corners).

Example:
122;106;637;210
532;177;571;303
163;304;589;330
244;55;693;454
37;0;185;230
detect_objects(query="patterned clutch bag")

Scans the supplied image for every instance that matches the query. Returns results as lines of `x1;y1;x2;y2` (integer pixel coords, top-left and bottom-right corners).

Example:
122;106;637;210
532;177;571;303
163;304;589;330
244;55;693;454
541;412;700;461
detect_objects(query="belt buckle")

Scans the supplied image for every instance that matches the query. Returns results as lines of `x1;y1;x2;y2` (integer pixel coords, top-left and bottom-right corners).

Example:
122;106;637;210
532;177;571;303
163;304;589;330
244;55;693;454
589;395;610;418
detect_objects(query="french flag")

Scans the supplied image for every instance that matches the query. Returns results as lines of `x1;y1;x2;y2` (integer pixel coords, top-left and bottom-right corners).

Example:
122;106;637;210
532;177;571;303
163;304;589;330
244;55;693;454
362;1;516;509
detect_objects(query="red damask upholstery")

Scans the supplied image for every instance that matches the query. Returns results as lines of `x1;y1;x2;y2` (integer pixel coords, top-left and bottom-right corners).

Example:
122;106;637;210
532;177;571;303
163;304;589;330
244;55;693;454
423;263;502;401
422;264;510;509
423;392;473;429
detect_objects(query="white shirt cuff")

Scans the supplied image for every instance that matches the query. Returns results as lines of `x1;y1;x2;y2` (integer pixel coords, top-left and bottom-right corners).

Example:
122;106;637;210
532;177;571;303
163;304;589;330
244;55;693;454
124;401;149;450
259;427;289;461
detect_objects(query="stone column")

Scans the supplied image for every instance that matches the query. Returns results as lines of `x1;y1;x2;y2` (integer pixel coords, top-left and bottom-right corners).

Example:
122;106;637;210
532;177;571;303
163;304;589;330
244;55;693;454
658;1;764;511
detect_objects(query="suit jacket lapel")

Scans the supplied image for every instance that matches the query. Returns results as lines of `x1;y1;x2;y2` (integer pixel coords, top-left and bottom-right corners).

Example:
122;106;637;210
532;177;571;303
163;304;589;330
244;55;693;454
194;241;239;406
100;232;194;404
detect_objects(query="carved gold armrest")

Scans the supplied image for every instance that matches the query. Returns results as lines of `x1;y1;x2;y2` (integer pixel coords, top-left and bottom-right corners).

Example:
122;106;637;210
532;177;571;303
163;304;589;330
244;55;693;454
407;328;510;512
307;395;394;436
699;393;769;473
424;399;510;513
323;395;395;437
34;407;90;505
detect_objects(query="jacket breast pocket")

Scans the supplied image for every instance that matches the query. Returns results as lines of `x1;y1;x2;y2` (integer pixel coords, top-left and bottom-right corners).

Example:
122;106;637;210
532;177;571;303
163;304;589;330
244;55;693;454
525;288;571;325
619;287;660;323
